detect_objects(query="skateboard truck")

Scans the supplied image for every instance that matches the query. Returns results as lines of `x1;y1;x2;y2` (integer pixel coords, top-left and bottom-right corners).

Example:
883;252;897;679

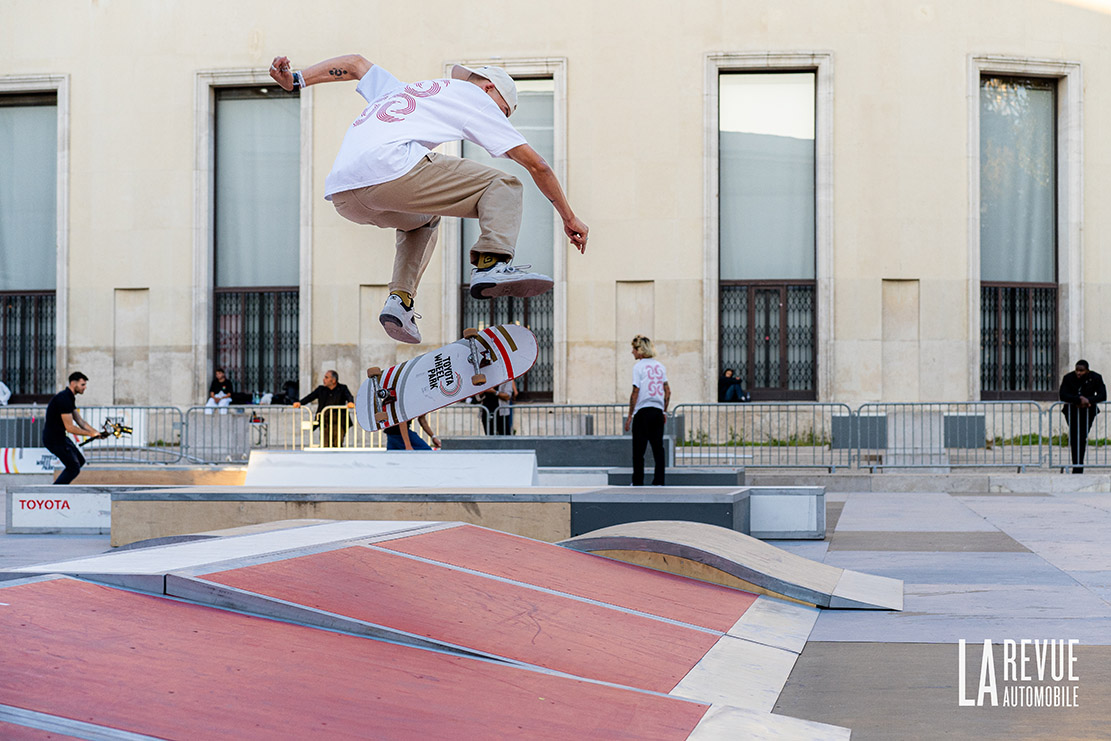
462;328;487;385
365;366;391;426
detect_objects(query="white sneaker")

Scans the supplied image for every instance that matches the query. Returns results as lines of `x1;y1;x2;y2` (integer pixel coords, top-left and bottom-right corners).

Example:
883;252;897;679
469;262;554;299
379;294;422;344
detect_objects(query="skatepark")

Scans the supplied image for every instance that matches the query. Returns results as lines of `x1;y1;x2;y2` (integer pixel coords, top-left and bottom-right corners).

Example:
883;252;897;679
3;453;1111;738
9;0;1111;737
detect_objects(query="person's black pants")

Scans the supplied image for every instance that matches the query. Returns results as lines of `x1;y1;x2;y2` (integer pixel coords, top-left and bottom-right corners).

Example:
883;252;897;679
321;421;348;448
45;438;85;485
632;407;666;486
1065;407;1098;473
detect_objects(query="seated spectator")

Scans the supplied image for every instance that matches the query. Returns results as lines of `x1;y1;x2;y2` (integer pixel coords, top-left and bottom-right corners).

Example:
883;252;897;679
718;368;750;403
205;368;234;414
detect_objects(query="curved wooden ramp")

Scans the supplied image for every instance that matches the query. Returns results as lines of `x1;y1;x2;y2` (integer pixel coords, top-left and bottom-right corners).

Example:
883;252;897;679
559;520;904;611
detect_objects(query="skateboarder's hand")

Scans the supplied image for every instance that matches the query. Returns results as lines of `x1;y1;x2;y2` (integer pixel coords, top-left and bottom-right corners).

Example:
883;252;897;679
270;56;294;90
624;415;632;432
431;435;441;449
564;217;589;253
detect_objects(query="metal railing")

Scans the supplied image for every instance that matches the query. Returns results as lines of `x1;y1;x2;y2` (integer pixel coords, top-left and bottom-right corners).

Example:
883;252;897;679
853;402;1044;471
181;405;312;463
671;403;854;470
316;405;438;449
3;400;1111;472
0;404;184;464
1046;402;1111;471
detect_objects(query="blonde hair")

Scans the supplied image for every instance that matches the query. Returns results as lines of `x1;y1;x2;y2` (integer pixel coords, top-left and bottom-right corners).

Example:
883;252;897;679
631;335;656;358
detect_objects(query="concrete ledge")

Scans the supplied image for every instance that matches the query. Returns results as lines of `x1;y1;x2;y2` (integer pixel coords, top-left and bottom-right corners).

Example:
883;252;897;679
745;471;1111;493
243;450;539;487
570;487;750;537
440;436;674;468
607;467;745;487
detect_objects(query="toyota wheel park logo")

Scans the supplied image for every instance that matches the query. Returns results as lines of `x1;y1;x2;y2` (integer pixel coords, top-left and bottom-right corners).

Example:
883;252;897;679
959;639;1079;709
428;353;462;397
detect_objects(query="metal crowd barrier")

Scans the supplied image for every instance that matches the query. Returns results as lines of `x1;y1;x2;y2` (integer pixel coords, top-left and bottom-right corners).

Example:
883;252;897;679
1046;402;1110;471
671;403;854;470
3;399;1108;472
496;403;628;436
181;405;313;463
313;403;632;447
0;404;185;464
0;405;50;448
316;405;439;449
854;402;1044;471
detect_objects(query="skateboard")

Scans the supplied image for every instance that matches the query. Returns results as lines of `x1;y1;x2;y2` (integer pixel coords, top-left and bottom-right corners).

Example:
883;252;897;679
355;324;538;435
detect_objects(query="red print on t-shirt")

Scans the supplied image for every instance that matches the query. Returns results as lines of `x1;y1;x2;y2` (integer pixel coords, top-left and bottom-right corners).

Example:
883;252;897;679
643;363;665;397
353;80;450;127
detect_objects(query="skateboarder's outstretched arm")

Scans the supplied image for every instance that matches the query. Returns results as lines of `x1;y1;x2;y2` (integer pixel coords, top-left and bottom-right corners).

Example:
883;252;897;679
506;144;589;253
269;54;373;91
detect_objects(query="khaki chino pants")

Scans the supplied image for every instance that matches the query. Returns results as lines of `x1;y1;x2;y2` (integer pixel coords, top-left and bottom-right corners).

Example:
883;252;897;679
331;153;523;298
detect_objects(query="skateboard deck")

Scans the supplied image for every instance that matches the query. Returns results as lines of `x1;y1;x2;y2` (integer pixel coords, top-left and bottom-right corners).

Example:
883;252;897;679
355;324;538;432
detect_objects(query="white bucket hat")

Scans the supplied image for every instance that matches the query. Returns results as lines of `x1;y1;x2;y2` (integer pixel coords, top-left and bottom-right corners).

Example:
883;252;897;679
451;64;518;116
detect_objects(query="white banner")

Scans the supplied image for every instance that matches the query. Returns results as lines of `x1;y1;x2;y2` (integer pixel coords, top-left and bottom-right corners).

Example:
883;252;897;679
0;447;59;474
7;490;111;531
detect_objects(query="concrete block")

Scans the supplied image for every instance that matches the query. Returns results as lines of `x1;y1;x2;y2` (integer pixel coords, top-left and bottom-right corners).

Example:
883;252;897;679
607;467;745;487
569;487;749;537
748;487;825;540
243;450;539;487
440;435;674;469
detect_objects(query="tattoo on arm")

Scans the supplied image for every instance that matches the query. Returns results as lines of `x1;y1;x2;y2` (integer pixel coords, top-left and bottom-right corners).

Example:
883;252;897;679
329;68;349;79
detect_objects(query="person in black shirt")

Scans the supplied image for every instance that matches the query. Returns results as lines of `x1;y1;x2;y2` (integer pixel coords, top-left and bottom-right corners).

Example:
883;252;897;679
42;372;103;484
718;368;749;403
205;368;235;414
1059;360;1107;473
294;370;355;447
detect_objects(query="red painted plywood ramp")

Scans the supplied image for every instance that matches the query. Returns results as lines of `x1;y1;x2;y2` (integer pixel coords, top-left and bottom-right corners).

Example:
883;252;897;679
376;524;759;631
0;578;710;740
0;720;84;740
202;544;720;693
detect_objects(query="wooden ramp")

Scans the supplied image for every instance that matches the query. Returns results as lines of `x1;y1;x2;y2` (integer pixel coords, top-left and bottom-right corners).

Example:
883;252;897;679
559;519;903;610
3;521;851;739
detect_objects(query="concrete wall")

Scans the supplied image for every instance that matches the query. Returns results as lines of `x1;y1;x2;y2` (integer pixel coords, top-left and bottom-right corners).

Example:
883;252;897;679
6;0;1111;406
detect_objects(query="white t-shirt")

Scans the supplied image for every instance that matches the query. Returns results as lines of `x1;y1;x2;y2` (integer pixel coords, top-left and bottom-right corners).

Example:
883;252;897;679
324;66;528;199
632;359;668;414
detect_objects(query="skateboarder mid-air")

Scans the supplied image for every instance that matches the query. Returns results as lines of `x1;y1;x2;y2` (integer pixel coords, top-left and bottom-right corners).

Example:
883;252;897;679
270;53;589;344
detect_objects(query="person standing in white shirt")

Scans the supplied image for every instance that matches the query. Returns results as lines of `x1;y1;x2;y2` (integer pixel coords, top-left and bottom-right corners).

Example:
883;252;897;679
269;54;589;344
624;335;671;486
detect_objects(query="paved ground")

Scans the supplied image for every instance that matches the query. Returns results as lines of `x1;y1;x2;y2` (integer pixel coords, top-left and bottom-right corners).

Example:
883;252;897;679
0;502;109;570
774;489;1111;739
3;484;1110;738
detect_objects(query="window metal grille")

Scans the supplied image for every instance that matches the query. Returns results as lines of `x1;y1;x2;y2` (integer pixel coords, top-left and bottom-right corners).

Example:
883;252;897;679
980;283;1057;399
460;290;553;400
0;291;55;400
214;288;298;396
720;282;815;399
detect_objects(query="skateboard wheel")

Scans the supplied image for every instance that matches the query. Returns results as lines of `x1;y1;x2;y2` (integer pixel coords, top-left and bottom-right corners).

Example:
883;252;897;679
472;374;486;385
366;366;382;379
374;411;388;424
463;327;479;339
